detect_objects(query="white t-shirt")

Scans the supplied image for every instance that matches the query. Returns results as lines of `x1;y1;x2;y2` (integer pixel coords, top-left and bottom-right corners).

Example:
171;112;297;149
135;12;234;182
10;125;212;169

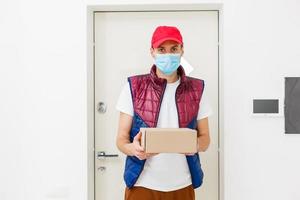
115;77;213;192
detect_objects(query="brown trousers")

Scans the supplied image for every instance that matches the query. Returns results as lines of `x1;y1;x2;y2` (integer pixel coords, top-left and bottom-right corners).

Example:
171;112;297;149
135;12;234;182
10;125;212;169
124;185;195;200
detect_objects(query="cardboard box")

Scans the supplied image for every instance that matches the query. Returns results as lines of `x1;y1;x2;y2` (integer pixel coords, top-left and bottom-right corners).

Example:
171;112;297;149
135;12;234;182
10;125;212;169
140;128;198;153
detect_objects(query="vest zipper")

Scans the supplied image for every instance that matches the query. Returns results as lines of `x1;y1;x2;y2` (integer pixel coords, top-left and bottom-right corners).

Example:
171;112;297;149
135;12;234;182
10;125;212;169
175;85;181;128
154;81;167;127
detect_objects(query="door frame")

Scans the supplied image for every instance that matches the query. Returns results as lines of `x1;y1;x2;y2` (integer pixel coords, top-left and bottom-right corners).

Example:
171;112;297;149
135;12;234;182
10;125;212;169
86;3;224;200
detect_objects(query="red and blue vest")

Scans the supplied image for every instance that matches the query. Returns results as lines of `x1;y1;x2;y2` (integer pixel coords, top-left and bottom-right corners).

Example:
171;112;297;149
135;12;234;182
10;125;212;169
124;64;205;189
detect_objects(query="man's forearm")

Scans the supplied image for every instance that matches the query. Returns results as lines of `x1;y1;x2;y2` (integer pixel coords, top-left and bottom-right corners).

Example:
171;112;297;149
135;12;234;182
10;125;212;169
197;134;210;152
116;139;134;156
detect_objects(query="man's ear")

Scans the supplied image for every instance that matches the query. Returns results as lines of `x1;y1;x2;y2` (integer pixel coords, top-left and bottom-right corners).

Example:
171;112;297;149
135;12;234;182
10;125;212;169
150;47;155;58
181;46;184;56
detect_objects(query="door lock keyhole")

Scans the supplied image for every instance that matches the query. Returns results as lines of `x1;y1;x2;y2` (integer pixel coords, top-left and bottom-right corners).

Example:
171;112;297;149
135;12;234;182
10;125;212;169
97;102;107;113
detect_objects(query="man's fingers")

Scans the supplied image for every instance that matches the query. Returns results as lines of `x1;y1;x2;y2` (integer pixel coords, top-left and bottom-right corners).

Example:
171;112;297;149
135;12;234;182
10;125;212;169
133;132;144;151
145;153;159;158
133;133;158;160
133;140;144;151
135;151;145;157
134;131;142;141
135;153;146;160
135;152;159;160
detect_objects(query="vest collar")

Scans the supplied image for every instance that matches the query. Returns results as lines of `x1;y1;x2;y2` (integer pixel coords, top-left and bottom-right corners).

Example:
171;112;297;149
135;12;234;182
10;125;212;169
150;64;187;87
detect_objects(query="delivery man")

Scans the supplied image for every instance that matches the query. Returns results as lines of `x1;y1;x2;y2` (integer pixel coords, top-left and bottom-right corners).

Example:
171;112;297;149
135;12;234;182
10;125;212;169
116;25;213;200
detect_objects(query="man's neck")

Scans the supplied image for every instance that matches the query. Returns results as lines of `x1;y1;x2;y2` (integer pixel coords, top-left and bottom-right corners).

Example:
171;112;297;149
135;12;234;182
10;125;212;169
156;69;179;83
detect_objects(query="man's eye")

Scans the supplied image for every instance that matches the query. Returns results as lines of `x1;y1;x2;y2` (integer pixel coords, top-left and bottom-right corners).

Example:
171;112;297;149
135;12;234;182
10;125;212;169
172;48;178;52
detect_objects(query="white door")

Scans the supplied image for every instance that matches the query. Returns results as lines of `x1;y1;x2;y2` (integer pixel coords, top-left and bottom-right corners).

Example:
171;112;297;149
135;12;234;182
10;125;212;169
94;11;219;200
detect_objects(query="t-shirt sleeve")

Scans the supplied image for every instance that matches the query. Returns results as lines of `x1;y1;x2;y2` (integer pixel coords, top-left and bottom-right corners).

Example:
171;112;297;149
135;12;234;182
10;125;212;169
197;85;214;120
115;81;134;116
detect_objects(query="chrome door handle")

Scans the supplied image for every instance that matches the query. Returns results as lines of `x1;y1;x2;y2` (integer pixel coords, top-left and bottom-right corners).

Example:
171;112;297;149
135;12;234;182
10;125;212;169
97;151;119;159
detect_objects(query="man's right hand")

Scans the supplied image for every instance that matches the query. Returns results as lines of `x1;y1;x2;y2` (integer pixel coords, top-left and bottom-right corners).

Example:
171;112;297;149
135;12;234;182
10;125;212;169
130;131;158;160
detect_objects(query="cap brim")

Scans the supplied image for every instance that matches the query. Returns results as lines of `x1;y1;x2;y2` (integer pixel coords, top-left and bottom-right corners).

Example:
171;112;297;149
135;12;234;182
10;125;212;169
152;37;183;48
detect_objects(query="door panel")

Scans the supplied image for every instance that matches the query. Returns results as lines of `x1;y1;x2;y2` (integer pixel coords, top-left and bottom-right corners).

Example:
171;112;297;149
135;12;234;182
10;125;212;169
94;11;219;200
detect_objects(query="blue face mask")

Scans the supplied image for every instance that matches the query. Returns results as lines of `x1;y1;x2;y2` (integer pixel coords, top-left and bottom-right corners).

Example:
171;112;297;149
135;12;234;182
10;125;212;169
154;53;181;75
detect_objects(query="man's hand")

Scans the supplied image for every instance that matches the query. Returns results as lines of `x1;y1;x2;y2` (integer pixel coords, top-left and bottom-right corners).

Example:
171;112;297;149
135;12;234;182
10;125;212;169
116;113;158;159
130;131;158;160
182;117;211;156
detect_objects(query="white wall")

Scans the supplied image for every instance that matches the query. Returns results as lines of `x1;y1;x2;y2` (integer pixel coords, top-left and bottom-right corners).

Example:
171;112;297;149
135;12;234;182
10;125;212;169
0;1;87;200
0;0;300;200
223;0;300;199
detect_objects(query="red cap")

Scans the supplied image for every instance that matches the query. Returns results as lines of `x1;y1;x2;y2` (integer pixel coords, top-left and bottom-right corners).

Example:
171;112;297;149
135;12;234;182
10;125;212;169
151;26;183;48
